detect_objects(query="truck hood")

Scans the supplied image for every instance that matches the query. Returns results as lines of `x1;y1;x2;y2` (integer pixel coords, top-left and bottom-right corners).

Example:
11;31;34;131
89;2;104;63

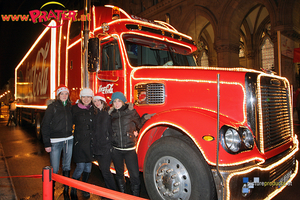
131;66;260;125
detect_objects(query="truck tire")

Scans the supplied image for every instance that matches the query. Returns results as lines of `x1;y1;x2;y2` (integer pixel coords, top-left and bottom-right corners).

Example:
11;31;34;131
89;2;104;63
35;113;42;140
143;136;217;200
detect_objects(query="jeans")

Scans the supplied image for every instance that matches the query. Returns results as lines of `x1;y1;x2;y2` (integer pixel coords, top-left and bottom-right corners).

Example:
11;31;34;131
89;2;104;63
50;138;73;174
72;162;92;179
112;148;140;187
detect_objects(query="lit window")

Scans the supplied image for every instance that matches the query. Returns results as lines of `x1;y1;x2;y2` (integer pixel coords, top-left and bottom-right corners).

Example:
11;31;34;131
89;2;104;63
200;51;209;67
239;44;245;58
260;37;274;70
239;37;245;58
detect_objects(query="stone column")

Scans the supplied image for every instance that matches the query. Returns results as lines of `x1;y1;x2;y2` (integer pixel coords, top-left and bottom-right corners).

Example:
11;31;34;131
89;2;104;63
214;40;240;68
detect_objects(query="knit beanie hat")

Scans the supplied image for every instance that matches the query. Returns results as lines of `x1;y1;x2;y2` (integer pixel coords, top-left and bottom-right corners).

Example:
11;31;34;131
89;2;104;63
80;88;93;97
93;92;106;103
109;92;127;104
56;84;69;96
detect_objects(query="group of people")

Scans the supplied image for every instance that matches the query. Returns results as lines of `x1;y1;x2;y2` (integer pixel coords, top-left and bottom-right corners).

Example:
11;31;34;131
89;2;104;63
41;85;154;199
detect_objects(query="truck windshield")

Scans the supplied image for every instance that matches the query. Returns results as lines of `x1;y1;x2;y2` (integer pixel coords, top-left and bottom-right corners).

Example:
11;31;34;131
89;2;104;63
124;37;196;67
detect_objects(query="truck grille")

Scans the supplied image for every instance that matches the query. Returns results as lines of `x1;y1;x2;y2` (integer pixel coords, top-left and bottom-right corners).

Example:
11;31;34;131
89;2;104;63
146;83;165;104
260;76;292;152
135;83;165;104
269;156;294;182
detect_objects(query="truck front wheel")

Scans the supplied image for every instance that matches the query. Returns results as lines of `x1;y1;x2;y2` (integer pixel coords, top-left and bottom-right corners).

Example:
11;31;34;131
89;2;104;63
143;136;217;200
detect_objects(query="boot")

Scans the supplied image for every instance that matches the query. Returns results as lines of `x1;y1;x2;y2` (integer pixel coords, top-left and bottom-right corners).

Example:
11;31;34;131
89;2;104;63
82;172;90;198
131;184;140;196
116;178;126;193
70;178;79;200
63;170;70;200
70;187;78;200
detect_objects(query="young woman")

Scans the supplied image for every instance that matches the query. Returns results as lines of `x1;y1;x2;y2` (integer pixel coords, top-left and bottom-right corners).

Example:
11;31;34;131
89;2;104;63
109;92;154;196
92;92;117;191
41;84;73;199
71;88;94;199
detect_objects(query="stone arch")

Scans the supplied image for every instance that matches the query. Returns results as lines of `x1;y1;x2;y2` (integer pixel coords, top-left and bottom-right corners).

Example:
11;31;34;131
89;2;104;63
253;16;271;69
179;6;218;66
239;5;271;70
215;0;277;67
200;27;217;66
240;15;253;54
179;5;217;38
218;0;277;42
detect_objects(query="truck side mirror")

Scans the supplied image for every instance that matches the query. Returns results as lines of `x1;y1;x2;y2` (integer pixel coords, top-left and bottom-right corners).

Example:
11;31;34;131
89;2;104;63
88;38;100;72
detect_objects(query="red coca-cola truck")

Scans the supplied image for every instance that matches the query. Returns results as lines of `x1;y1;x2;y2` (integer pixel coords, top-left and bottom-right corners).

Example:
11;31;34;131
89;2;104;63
15;5;298;200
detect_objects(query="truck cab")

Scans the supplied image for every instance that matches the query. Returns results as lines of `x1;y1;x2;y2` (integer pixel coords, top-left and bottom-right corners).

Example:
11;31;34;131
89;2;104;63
87;6;298;200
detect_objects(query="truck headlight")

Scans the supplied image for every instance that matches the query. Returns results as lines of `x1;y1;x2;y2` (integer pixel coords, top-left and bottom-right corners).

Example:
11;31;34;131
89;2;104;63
224;128;241;153
241;128;254;149
220;126;255;154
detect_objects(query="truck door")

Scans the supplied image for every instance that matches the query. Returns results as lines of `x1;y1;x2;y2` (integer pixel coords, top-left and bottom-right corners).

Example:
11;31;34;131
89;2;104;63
97;38;124;98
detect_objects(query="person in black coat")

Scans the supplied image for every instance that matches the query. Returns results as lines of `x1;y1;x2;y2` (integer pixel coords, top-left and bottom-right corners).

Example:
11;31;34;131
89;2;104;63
41;84;73;199
70;88;94;199
92;92;117;191
109;92;155;196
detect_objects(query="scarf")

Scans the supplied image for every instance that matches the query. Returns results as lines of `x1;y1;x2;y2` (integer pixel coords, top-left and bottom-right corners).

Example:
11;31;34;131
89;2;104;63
78;103;91;110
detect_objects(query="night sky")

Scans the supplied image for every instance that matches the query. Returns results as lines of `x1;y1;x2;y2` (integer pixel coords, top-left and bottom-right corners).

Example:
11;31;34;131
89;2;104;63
0;0;106;89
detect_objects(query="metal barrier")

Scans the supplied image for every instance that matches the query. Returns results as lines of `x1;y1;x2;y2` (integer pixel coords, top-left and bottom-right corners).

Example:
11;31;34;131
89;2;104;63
42;166;148;200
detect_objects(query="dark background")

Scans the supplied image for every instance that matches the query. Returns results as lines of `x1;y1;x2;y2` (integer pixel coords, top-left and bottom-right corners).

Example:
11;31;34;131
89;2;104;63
0;0;108;89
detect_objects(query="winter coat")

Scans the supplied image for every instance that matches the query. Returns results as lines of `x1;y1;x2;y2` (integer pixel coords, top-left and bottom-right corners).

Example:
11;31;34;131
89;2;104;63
110;104;147;148
41;100;73;148
72;103;94;163
92;110;113;156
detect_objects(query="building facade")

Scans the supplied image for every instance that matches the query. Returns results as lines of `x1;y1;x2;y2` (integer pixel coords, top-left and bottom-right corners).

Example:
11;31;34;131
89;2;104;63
105;0;300;88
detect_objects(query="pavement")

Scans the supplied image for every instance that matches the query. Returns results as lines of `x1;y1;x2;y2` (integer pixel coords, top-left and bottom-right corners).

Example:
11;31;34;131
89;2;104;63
0;106;18;199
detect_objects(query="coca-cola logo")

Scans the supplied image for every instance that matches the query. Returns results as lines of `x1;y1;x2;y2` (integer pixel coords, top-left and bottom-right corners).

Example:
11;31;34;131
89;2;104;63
98;84;114;94
26;42;49;96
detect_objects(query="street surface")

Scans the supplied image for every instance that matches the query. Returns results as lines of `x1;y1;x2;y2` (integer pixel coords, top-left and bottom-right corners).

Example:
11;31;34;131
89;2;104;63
0;105;299;199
